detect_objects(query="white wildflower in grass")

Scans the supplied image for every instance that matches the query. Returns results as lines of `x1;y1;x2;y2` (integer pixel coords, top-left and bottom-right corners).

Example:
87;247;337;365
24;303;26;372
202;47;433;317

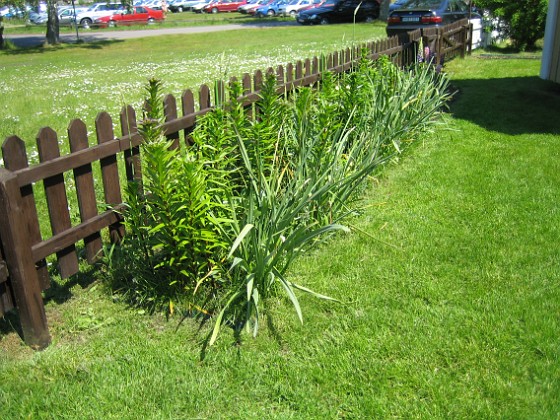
0;34;381;146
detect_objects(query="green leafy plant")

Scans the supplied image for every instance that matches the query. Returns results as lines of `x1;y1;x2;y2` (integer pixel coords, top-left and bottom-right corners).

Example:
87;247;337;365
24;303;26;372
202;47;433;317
104;78;230;314
104;57;451;345
202;59;451;344
475;0;549;51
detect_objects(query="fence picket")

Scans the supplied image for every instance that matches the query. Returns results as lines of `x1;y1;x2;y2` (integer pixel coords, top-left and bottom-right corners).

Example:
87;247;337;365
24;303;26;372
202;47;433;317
199;84;211;111
68;119;103;264
120;105;142;185
181;89;196;146
96;112;124;244
295;60;303;86
164;94;180;150
0;168;50;348
286;62;294;86
36;127;79;279
276;65;285;93
1;136;50;289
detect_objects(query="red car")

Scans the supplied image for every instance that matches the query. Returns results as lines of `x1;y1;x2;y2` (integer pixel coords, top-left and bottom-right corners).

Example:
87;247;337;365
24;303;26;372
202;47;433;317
202;0;247;13
93;6;165;27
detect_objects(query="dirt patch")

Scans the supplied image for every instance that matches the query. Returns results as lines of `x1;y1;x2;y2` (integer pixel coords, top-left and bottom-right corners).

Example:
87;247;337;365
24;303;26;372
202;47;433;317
0;332;34;361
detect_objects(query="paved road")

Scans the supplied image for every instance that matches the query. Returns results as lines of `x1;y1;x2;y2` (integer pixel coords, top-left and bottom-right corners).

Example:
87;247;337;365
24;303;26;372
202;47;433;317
6;21;298;48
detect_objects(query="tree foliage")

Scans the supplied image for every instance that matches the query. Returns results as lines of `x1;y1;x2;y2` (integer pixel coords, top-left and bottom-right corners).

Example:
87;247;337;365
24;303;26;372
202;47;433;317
475;0;549;50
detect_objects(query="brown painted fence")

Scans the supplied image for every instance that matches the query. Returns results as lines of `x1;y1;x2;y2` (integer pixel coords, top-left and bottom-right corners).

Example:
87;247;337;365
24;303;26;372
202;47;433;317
0;21;472;349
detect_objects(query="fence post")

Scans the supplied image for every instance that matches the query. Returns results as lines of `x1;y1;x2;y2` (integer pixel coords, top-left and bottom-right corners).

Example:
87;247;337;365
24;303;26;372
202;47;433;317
0;168;50;349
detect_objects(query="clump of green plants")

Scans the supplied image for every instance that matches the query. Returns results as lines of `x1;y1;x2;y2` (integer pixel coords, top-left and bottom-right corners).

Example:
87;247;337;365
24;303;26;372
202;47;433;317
104;78;230;315
104;55;450;344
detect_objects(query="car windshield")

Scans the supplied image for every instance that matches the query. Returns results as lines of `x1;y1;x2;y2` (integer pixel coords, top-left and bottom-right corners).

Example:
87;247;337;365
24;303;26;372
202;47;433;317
401;0;444;9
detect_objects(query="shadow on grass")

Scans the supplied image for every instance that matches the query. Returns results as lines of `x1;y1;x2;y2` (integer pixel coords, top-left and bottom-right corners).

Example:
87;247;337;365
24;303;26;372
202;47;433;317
0;262;100;342
3;37;124;54
42;263;100;305
449;75;560;136
0;309;23;338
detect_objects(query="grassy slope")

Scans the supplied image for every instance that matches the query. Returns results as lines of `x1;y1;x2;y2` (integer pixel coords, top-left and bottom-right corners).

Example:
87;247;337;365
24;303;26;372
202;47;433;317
1;50;560;417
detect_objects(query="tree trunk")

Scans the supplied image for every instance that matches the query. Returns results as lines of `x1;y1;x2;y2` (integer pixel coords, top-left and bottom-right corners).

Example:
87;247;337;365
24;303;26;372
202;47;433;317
379;0;390;21
0;16;5;50
45;0;60;45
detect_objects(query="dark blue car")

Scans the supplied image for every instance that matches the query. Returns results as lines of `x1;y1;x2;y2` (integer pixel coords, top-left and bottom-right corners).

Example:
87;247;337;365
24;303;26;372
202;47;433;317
297;0;380;25
386;0;480;37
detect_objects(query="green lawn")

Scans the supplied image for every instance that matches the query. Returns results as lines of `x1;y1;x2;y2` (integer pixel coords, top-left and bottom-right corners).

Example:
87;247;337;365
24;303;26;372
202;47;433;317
2;11;279;34
1;34;560;418
1;22;388;155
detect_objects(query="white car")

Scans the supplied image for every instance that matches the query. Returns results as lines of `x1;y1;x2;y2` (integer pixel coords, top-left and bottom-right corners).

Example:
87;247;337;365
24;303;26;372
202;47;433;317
76;3;125;28
190;0;213;12
278;0;320;16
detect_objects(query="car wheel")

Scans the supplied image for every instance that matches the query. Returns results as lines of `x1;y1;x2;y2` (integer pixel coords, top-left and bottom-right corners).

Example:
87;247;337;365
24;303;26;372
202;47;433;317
81;18;92;28
211;7;218;13
148;17;155;24
108;20;116;27
365;15;375;23
289;10;296;17
320;17;328;25
177;6;183;12
267;9;275;16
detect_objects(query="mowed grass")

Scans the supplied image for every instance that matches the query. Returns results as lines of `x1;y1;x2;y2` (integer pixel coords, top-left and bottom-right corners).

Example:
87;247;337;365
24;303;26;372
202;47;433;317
1;21;388;159
1;35;560;418
3;11;285;34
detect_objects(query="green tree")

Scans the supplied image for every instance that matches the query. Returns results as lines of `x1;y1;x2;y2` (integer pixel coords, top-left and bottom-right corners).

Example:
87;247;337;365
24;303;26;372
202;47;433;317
475;0;549;50
0;0;59;47
45;0;59;45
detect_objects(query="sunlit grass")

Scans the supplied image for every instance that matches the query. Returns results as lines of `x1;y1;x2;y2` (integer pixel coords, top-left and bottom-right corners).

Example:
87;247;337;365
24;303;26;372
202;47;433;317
1;36;559;418
1;22;387;162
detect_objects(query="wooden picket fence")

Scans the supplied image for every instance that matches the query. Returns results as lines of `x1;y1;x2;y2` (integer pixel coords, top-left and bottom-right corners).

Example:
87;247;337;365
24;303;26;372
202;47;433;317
0;21;472;349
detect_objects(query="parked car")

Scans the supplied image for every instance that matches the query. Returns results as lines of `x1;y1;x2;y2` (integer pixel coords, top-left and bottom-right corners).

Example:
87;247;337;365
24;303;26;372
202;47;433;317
93;6;165;27
254;0;286;16
278;0;319;17
168;0;201;12
296;0;380;24
238;0;266;13
297;0;335;13
141;0;165;10
386;0;480;37
58;8;78;26
28;11;46;24
76;3;125;28
1;5;26;19
201;0;247;13
191;0;213;12
28;6;86;26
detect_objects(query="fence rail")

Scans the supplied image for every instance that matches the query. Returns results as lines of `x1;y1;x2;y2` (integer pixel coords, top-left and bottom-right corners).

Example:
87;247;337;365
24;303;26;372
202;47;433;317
0;21;472;349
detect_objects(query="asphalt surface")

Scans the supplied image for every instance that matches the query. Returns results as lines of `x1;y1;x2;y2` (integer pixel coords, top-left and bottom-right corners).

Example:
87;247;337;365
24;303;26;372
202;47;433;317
6;21;298;48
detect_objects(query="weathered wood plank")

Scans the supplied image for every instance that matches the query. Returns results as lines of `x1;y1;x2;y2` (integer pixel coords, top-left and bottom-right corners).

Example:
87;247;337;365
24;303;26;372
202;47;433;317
0;168;50;348
120;105;141;184
181;89;195;146
68;119;103;264
199;84;211;111
164;94;180;150
96;112;124;244
1;136;50;289
37;127;79;279
32;207;123;262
